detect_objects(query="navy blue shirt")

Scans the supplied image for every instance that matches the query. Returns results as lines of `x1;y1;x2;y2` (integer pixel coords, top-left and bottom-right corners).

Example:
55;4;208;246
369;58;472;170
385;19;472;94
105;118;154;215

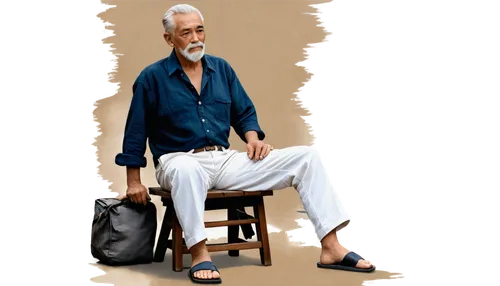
115;49;266;168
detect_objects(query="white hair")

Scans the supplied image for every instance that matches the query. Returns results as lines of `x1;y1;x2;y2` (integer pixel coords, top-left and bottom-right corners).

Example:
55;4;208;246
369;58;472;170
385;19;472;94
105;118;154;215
162;4;204;34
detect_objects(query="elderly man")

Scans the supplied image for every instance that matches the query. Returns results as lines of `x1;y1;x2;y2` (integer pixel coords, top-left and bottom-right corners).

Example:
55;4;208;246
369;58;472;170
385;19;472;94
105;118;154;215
116;4;374;284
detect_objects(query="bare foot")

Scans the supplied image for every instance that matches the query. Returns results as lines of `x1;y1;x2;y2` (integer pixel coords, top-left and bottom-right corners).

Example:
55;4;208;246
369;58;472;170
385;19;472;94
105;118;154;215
191;254;221;281
320;244;373;269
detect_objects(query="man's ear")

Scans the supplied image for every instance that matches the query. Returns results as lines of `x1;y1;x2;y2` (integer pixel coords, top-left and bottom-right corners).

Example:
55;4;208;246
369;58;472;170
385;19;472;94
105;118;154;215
163;32;174;47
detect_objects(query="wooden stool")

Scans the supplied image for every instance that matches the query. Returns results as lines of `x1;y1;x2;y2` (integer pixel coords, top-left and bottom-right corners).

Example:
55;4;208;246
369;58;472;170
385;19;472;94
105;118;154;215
149;187;273;272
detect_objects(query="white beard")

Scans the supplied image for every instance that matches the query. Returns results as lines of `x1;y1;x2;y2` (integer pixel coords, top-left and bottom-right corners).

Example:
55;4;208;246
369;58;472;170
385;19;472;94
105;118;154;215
179;41;205;62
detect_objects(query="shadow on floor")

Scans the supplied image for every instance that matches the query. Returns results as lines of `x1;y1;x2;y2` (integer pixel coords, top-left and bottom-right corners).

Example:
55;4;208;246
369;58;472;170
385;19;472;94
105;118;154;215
93;251;262;280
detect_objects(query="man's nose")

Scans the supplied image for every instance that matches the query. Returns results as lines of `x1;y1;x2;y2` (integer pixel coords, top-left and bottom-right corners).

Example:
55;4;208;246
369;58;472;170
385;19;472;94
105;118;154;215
191;32;199;43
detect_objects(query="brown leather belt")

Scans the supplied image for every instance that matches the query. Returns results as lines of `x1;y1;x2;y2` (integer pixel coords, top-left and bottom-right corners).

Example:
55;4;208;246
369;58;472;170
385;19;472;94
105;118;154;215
193;145;224;153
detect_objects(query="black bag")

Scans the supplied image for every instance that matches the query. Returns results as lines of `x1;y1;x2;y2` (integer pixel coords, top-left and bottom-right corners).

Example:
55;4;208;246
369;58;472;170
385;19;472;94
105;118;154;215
91;198;157;266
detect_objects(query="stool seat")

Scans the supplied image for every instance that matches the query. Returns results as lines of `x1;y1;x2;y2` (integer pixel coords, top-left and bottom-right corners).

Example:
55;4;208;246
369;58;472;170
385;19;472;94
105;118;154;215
149;187;273;199
149;187;273;272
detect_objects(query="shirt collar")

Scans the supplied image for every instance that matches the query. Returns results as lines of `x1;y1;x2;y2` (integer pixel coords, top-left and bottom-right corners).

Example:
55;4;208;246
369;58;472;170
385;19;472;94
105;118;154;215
165;48;216;77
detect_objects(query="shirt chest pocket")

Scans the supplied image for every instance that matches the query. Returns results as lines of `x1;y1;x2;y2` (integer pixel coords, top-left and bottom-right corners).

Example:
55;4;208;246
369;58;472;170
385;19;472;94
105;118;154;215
213;93;231;123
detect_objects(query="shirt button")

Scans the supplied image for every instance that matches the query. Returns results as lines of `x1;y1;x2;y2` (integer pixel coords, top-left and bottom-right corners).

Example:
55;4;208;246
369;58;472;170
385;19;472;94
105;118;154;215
202;119;205;122
198;101;202;105
206;130;209;132
181;73;184;77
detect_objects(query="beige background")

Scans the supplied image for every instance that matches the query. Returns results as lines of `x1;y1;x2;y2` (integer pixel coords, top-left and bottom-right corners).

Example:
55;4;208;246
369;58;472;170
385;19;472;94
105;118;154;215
93;0;401;285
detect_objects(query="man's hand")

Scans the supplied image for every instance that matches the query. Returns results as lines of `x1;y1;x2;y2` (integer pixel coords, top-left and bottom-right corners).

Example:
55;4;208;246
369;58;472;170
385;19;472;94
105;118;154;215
119;183;151;205
247;140;273;161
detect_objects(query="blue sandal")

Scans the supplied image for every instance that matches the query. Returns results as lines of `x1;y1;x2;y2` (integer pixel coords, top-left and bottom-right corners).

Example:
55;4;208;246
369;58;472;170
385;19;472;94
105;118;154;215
317;251;376;273
188;261;222;284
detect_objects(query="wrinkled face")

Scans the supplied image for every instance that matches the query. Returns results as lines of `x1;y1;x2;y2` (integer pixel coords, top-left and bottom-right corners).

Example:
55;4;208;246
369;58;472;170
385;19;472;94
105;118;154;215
164;12;206;62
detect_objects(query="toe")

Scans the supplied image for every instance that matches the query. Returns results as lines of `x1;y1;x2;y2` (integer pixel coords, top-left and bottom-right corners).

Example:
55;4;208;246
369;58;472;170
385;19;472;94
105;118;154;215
203;270;209;279
195;270;208;279
356;259;372;268
192;267;221;280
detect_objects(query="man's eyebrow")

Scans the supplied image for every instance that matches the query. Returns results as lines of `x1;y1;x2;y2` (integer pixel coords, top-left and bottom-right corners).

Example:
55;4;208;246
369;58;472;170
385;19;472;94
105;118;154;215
180;25;204;32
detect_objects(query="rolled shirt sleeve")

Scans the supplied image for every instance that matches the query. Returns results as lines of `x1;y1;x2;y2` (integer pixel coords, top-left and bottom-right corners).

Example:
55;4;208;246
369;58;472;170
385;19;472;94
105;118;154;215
115;80;152;168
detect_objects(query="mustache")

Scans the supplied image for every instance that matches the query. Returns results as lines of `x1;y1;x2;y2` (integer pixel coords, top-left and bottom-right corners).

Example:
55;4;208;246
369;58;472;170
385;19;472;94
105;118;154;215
187;42;204;50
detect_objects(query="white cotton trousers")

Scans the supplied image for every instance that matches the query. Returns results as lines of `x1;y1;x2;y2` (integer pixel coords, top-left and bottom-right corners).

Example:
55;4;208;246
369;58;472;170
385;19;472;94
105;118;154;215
155;145;350;250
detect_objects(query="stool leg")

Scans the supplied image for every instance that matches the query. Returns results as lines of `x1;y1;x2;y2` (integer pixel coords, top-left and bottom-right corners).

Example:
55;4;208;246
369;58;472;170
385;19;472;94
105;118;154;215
154;206;173;262
227;207;240;257
172;213;184;272
254;197;272;266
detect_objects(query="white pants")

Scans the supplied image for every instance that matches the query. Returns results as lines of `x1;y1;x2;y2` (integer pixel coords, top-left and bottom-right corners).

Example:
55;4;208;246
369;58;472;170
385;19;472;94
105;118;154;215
155;145;350;250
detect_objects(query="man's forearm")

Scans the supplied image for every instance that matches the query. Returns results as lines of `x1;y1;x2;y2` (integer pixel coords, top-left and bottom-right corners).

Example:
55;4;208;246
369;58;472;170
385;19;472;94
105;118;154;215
126;167;142;186
244;130;260;143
